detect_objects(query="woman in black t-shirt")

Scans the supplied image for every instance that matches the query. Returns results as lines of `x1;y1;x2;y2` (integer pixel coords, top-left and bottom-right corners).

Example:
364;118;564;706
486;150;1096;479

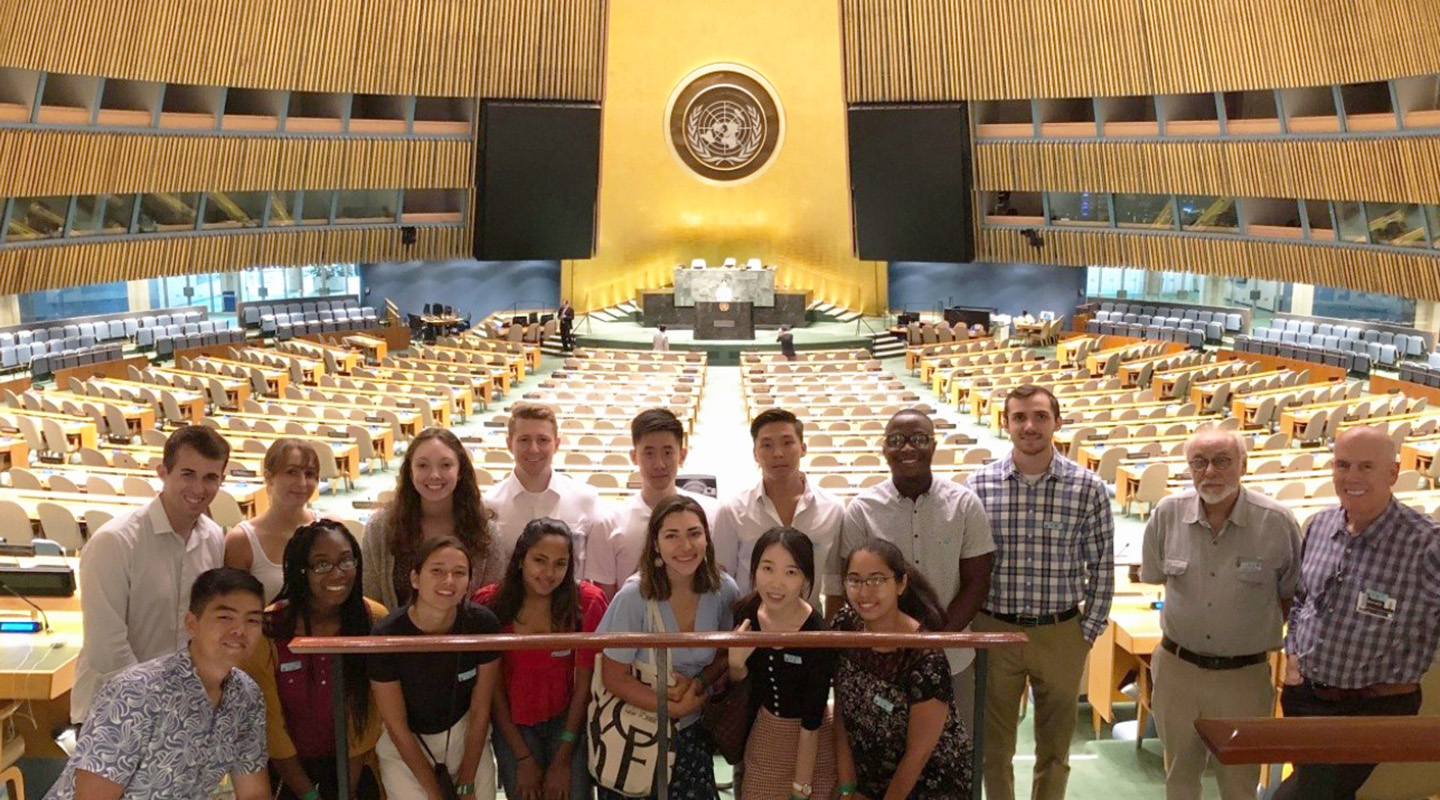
371;537;501;800
727;527;837;800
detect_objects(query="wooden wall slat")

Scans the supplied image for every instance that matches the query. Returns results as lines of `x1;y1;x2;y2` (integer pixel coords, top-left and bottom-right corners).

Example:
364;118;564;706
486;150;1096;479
0;226;469;294
0;130;472;196
973;138;1440;205
0;0;603;99
843;0;1440;101
977;227;1440;302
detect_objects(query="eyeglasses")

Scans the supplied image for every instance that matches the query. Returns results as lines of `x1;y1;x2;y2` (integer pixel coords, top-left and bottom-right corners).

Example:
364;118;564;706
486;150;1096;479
884;433;933;449
307;556;357;575
1187;455;1235;472
843;574;895;590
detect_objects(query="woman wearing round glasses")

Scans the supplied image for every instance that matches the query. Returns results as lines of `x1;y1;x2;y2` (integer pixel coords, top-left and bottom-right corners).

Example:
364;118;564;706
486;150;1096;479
832;540;972;800
243;519;386;800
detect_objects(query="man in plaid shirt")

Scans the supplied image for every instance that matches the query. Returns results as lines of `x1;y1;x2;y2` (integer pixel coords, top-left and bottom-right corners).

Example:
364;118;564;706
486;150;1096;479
1275;425;1440;800
966;384;1114;800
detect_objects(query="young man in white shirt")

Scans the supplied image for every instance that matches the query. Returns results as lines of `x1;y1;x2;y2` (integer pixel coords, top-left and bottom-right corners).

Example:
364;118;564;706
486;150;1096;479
584;408;716;596
652;325;670;352
483;402;610;578
712;408;843;610
73;425;232;723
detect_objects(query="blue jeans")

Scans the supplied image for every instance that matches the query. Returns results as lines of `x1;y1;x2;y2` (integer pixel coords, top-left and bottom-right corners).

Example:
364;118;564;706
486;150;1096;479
494;714;593;800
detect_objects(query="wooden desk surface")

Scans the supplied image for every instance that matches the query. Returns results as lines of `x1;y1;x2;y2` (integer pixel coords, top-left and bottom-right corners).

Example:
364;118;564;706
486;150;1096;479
0;610;82;700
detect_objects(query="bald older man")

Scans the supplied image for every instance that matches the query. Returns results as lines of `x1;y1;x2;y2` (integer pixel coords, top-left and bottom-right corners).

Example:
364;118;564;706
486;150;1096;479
1140;429;1302;800
1275;426;1440;800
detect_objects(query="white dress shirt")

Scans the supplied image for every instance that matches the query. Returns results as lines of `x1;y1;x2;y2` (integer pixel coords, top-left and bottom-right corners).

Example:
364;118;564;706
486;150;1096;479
712;476;844;601
839;478;997;673
72;498;224;722
585;489;719;586
484;470;611;578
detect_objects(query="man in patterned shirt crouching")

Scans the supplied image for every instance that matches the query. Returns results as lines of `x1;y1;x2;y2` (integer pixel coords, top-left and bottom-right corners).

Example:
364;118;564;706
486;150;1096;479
1275;426;1440;800
967;384;1114;800
45;568;271;800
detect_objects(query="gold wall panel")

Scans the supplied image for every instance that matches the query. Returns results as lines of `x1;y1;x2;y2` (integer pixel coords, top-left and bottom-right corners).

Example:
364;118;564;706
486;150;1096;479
568;0;885;314
978;227;1440;303
0;226;469;294
974;138;1440;204
844;0;1440;101
0;130;472;197
0;0;603;98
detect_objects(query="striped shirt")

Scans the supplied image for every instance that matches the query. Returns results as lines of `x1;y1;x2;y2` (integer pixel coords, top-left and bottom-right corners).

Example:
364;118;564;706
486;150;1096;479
965;453;1115;642
1286;498;1440;688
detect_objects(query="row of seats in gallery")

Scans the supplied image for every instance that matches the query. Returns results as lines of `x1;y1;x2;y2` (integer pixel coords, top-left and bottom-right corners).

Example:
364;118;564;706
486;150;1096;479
1094;301;1244;332
139;319;246;357
1248;319;1425;357
1086;318;1211;348
247;298;378;334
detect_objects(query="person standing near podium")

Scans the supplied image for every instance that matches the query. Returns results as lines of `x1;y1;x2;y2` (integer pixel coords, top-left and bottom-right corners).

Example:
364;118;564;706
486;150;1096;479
778;325;796;361
558;300;575;350
653;324;670;352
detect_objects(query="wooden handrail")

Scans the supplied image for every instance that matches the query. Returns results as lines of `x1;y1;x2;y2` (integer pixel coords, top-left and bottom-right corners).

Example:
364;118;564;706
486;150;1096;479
290;629;1028;654
1196;717;1440;765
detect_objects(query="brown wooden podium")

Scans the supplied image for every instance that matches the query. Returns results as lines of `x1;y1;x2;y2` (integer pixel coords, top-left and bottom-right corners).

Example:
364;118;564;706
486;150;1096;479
694;301;754;340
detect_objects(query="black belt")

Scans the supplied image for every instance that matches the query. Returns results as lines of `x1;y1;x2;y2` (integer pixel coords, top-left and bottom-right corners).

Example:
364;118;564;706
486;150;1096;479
983;606;1080;627
1161;637;1268;671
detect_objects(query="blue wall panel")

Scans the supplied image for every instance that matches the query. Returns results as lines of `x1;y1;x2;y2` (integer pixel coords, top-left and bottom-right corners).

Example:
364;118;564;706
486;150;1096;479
888;261;1087;322
360;259;561;320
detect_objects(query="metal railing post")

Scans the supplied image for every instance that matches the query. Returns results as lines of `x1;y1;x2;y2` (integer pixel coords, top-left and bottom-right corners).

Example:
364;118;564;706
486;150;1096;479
971;649;987;800
655;646;670;800
332;655;351;800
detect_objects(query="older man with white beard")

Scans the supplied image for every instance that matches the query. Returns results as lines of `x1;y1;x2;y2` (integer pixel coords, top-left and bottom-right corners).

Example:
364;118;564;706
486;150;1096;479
1140;429;1303;800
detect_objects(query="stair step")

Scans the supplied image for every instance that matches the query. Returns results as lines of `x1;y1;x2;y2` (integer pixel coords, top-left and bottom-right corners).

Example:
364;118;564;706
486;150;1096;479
836;310;864;322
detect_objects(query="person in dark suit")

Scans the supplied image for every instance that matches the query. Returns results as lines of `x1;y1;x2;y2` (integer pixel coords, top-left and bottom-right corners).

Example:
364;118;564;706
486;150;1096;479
558;300;575;350
778;325;796;360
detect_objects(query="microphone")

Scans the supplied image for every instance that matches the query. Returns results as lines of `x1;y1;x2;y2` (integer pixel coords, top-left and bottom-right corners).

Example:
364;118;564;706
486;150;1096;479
0;581;52;633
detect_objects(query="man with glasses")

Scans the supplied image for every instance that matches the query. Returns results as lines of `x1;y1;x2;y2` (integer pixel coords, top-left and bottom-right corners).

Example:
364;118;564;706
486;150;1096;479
1274;425;1440;800
1140;429;1302;800
834;408;995;723
966;384;1113;800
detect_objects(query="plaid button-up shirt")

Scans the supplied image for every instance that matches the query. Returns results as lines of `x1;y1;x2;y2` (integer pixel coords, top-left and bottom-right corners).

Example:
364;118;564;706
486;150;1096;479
1286;498;1440;688
966;453;1115;642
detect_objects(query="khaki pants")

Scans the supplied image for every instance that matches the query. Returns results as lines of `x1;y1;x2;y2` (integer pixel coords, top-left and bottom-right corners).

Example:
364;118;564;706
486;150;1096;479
375;716;497;800
972;612;1088;800
1151;647;1272;800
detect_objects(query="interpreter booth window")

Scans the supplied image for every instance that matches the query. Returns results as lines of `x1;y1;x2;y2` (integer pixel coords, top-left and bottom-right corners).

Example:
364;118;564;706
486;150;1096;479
334;190;399;224
268;192;300;227
202;192;267;229
1114;194;1174;229
299;190;337;225
1312;286;1416;325
1364;203;1428;247
1333;201;1369;244
5;196;70;241
137;193;200;233
1177;195;1237;233
1428;206;1440;249
1048;193;1110;227
983;191;1042;224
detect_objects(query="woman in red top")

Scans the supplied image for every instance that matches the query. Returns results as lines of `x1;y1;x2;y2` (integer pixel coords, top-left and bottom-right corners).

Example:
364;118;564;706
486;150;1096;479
473;517;608;800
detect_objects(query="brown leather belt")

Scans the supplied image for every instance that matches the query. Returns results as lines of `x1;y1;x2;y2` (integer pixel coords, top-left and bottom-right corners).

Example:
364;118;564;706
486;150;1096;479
1308;681;1421;702
1160;637;1268;671
983;606;1080;627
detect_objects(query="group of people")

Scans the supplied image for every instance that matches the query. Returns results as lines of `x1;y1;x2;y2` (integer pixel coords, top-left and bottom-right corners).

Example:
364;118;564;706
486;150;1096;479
47;384;1440;800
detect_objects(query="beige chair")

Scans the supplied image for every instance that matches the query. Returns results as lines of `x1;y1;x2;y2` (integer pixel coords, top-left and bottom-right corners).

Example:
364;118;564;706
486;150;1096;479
311;440;347;493
1395;470;1424;493
84;475;117;495
208;490;245;529
1295;410;1329;446
0;500;32;544
47;474;82;494
84;509;114;536
141;429;168;447
586;472;620;489
1251;459;1285;475
817;474;851;489
122;475;157;497
961;448;991;465
111;450;143;470
1127;463;1170;517
36;502;83;552
1257;432;1290;451
77;447;110;468
1274;482;1307;502
1096;447;1125;483
8;467;42;491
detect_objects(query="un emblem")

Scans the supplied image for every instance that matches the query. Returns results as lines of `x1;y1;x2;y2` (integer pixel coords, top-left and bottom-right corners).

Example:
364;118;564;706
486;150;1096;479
667;66;782;182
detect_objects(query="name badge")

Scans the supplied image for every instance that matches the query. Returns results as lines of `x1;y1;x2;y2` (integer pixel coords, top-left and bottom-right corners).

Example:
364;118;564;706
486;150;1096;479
551;649;573;658
1356;589;1397;620
279;661;303;674
873;695;895;713
1237;557;1264;573
458;667;478;682
783;653;803;665
1042;521;1064;531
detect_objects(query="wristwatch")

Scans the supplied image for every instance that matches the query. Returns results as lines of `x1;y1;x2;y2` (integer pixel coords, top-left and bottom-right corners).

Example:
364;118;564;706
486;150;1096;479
792;782;813;797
